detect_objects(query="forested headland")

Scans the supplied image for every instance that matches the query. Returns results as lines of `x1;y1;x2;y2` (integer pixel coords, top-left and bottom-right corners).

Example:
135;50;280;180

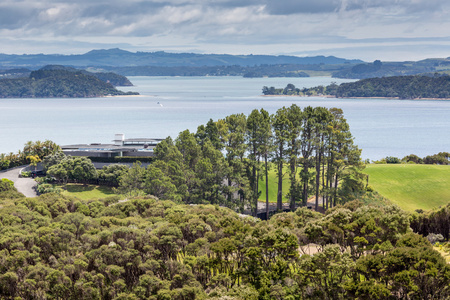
0;67;138;98
263;74;450;99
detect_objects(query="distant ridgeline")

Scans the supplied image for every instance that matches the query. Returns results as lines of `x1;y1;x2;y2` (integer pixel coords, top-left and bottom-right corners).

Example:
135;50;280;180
263;74;450;99
107;64;312;78
0;66;138;98
5;49;450;79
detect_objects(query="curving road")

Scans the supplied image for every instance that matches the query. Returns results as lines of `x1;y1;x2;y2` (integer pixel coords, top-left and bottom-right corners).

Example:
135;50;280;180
0;166;38;197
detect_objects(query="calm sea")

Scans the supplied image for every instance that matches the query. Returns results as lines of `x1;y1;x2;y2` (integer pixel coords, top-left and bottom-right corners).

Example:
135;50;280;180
0;76;449;160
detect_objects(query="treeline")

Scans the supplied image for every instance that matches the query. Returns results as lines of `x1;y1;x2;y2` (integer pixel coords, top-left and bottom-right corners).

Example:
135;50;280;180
262;83;338;96
0;188;448;299
115;105;364;216
376;152;449;165
0;68;138;98
0;140;60;171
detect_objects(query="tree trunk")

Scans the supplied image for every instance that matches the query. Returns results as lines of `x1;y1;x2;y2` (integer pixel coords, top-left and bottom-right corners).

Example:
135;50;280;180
327;151;334;208
252;162;257;217
302;160;309;207
322;150;327;210
277;159;283;211
315;151;321;211
333;175;339;207
265;154;269;220
290;160;296;211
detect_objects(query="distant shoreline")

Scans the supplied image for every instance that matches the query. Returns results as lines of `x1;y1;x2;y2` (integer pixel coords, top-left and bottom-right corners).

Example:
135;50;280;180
261;95;450;101
105;94;144;98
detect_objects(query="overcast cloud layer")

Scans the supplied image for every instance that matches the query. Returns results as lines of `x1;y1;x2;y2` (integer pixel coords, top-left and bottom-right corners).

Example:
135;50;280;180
1;0;450;61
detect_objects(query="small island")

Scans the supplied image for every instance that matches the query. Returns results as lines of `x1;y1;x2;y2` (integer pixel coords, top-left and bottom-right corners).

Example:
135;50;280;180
263;74;450;99
0;66;139;98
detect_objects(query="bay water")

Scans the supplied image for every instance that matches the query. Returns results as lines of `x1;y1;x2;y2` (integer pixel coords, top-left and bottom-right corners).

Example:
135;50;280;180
0;76;449;160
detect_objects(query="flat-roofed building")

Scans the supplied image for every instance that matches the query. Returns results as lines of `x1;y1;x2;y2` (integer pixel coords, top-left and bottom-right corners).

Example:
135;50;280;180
61;134;163;157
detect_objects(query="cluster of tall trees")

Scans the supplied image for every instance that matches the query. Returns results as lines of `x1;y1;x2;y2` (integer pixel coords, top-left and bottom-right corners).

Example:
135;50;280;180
111;105;364;217
14;105;364;217
0;191;448;299
0;140;60;171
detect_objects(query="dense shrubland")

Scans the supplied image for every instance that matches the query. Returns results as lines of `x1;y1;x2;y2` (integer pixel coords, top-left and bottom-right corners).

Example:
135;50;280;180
0;191;448;299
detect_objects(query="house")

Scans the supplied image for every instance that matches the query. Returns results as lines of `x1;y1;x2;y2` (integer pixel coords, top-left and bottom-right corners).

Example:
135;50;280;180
61;134;163;158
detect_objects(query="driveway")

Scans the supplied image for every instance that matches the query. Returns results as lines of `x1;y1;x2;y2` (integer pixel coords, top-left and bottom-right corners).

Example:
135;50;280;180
0;166;38;197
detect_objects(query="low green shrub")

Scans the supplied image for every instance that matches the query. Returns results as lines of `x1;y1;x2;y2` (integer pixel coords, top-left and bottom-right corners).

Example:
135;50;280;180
37;183;62;194
21;171;31;177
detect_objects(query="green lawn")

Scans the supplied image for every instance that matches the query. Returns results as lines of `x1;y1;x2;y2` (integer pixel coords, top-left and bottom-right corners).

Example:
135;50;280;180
258;166;290;203
364;164;450;211
60;184;116;200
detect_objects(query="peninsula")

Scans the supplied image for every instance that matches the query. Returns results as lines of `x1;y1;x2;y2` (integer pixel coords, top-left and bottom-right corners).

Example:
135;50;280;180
263;74;450;99
0;66;138;98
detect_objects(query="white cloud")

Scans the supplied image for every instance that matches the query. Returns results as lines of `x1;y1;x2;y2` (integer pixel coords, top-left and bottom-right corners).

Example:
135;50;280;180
0;0;449;61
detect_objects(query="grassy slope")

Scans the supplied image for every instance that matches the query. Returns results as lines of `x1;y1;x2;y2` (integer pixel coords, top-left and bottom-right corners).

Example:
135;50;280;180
258;166;290;203
364;164;450;211
60;184;116;200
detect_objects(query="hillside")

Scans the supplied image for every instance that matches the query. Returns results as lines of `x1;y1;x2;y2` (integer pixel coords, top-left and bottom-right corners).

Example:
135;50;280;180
332;58;450;79
0;188;448;299
106;64;313;77
335;74;450;99
0;68;139;98
264;75;450;99
364;164;450;211
0;65;133;86
5;49;450;79
0;48;363;68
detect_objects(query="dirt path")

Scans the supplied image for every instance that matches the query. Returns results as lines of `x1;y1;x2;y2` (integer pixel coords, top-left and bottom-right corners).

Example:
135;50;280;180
0;166;38;197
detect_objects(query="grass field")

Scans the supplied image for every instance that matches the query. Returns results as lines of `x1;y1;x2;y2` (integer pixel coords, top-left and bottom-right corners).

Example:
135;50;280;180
364;164;450;212
60;184;116;200
258;166;290;203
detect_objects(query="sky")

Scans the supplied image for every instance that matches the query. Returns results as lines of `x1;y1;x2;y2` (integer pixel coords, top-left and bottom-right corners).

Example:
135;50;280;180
1;0;450;61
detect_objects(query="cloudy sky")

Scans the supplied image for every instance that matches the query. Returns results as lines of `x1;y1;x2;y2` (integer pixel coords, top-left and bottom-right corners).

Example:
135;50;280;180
1;0;450;61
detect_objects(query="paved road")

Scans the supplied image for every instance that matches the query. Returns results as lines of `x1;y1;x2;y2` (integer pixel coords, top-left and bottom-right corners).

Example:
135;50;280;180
0;166;38;197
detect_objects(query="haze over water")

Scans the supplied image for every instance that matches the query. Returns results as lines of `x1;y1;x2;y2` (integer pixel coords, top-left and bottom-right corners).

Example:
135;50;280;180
1;76;449;160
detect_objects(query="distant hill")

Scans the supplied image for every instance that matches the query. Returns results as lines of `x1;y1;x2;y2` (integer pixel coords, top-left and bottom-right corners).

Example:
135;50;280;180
5;49;450;79
0;65;133;86
0;48;363;68
334;74;450;99
0;67;138;98
332;59;450;79
103;64;314;77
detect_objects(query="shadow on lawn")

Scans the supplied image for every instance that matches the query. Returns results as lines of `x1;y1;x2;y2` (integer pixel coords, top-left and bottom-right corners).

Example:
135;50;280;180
63;184;115;195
